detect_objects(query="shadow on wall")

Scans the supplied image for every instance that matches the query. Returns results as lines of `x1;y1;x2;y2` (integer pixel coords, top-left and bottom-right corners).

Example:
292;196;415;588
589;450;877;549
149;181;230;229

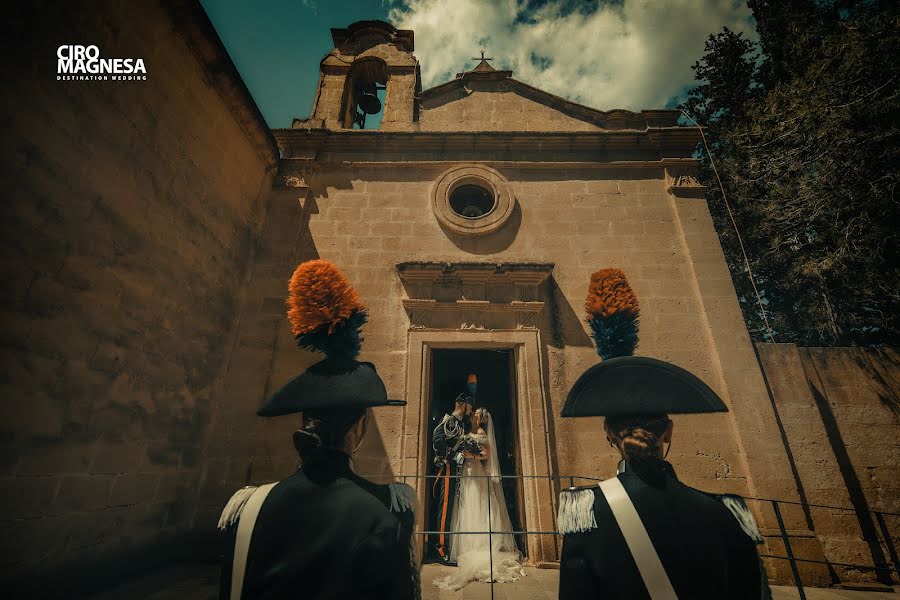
442;201;522;255
852;348;900;419
538;335;564;554
807;377;893;585
419;84;469;111
295;196;321;264
295;195;395;482
352;411;394;483
537;272;618;483
542;277;593;350
538;276;593;553
196;178;327;531
303;166;438;199
306;171;353;198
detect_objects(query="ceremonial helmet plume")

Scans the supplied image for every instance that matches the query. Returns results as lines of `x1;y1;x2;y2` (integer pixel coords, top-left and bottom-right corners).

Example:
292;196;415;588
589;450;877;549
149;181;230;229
287;259;367;359
585;269;640;360
257;260;405;417
561;268;727;418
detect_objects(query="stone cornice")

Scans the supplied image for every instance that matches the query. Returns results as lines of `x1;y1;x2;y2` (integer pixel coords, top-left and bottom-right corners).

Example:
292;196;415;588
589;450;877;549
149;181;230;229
279;158;700;171
665;163;707;198
397;262;554;330
330;21;414;52
397;261;554;283
272;128;701;161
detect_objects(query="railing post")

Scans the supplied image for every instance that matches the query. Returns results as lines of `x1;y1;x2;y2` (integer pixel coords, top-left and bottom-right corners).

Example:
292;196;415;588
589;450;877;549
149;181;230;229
552;473;558;559
772;500;806;600
487;474;494;600
875;512;900;577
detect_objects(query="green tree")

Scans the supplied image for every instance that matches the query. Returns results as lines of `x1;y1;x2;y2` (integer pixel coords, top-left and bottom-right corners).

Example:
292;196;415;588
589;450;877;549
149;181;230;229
682;1;899;346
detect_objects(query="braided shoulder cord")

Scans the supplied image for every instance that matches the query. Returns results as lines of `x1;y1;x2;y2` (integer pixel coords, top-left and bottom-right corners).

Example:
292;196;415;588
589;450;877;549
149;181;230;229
442;415;462;439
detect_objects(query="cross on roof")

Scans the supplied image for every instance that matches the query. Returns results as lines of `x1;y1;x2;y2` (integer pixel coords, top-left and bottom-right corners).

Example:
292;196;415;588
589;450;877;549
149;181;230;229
472;50;493;63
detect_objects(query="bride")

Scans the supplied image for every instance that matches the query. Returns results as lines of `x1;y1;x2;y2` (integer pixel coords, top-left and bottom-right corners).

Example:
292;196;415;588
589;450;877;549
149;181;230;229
433;407;524;590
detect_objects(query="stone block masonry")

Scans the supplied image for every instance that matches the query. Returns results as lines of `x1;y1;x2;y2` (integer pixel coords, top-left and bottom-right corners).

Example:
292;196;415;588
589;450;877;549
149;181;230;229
4;6;896;595
0;0;277;592
756;344;900;586
269;20;829;567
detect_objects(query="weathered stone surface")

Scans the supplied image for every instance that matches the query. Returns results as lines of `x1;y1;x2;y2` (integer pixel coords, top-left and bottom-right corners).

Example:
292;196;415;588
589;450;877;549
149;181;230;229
225;21;899;586
756;343;900;585
54;475;111;512
108;474;159;507
0;477;59;519
213;149;798;567
5;6;897;595
0;0;276;587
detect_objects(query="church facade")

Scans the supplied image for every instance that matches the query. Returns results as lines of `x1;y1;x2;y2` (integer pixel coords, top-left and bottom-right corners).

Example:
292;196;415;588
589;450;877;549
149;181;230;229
220;20;807;567
9;4;900;591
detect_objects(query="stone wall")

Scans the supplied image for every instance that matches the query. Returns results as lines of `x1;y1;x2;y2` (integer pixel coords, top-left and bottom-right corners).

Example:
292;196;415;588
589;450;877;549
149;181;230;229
219;156;807;569
0;0;276;591
756;344;900;585
9;3;892;590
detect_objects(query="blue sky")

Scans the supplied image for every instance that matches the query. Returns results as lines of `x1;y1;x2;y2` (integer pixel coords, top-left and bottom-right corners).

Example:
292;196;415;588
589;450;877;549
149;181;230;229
200;0;391;128
201;0;756;129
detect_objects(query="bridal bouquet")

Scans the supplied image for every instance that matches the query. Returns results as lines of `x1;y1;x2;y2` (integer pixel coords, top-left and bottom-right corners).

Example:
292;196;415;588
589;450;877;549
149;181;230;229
452;437;484;463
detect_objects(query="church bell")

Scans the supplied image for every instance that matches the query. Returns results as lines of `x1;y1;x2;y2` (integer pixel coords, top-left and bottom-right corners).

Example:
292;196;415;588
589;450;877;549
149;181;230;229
356;83;382;115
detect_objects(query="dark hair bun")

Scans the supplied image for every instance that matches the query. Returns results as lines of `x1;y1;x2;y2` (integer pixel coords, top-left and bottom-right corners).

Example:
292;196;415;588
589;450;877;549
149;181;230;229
293;428;323;452
293;409;366;460
606;415;668;462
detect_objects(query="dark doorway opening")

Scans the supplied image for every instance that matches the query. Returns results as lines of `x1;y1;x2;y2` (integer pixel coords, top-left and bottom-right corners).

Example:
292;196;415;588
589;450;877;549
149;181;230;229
425;348;526;562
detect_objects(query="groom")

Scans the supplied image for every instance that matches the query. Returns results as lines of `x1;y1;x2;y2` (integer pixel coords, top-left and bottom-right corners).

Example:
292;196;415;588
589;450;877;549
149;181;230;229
430;374;476;563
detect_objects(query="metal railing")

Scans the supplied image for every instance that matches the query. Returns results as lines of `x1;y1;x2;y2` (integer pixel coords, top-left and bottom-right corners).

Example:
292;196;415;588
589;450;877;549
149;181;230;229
741;495;900;600
376;473;900;599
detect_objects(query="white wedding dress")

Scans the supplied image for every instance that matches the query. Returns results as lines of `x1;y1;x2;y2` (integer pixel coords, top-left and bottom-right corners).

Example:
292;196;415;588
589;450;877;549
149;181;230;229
433;424;524;590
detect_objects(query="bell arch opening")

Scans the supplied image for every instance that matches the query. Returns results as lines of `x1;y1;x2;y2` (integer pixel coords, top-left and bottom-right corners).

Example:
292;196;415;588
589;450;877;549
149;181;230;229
341;58;388;130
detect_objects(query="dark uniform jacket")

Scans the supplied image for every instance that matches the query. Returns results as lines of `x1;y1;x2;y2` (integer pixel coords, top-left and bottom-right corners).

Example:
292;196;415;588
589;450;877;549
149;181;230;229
219;449;418;600
559;460;769;600
432;413;466;466
429;414;466;558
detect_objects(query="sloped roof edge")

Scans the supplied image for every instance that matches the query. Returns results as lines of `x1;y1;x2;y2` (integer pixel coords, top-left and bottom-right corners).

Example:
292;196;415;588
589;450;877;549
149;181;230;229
419;74;679;127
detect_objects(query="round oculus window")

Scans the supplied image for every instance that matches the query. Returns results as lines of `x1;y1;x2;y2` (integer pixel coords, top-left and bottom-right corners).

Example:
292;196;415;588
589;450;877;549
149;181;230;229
431;164;514;237
449;184;496;219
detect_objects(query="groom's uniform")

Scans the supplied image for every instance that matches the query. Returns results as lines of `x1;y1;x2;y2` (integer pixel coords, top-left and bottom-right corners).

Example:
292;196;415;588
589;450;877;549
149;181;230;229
430;403;468;561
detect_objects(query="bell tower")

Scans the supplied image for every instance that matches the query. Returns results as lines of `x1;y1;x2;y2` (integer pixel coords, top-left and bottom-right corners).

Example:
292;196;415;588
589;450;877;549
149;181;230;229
295;21;419;131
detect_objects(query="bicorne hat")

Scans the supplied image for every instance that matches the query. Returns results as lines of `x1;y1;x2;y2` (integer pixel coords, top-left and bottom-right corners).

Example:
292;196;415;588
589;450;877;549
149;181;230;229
560;269;727;418
257;260;405;417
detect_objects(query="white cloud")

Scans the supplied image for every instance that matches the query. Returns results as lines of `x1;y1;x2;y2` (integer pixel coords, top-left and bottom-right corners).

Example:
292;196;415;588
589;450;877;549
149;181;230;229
388;0;756;110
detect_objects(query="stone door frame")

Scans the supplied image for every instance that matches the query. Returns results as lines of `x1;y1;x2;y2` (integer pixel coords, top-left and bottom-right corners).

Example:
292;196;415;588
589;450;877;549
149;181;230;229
402;329;559;566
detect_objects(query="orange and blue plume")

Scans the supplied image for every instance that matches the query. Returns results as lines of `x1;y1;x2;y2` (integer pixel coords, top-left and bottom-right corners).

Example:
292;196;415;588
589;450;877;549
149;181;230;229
287;259;367;359
585;269;639;359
